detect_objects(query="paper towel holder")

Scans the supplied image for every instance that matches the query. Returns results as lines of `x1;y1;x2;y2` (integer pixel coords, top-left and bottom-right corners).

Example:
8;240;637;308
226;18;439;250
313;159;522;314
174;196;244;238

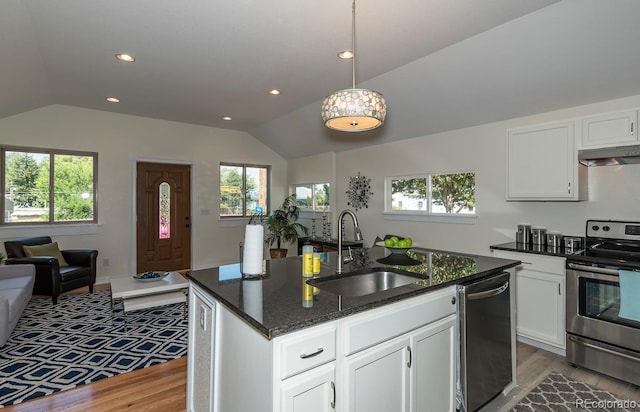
239;241;266;279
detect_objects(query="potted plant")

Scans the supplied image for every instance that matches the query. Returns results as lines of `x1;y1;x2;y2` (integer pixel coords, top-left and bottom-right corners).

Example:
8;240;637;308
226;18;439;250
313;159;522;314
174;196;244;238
251;193;309;258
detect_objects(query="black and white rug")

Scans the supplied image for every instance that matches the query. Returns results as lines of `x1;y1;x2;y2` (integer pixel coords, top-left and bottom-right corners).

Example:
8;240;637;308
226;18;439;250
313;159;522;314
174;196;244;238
0;290;188;408
513;372;637;412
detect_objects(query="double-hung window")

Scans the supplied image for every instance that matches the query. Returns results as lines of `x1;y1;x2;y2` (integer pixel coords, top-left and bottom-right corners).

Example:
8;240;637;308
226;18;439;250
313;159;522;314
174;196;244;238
219;163;270;218
2;146;97;225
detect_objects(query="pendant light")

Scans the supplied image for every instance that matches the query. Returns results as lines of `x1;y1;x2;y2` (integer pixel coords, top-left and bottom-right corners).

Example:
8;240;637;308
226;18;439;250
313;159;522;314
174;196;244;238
321;0;387;132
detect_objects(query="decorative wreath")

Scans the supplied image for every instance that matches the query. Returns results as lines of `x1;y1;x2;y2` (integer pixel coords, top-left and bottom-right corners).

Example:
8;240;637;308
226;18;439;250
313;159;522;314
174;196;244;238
346;172;373;211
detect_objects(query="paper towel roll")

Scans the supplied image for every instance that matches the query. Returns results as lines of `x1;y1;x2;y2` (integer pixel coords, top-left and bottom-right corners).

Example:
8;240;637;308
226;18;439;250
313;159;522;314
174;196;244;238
242;224;264;276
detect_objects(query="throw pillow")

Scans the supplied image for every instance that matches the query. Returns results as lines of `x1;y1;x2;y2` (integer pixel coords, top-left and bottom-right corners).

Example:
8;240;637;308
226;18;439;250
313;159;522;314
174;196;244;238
23;242;69;267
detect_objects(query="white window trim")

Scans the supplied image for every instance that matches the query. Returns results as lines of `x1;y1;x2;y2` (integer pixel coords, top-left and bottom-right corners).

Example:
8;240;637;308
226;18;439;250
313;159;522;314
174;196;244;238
0;223;99;237
382;211;477;225
218;217;250;227
292;182;331;211
384;172;476;222
219;162;270;219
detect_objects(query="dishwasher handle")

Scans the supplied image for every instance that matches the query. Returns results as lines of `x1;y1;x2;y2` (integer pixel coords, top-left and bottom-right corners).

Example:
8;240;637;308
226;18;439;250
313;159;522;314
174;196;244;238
466;281;509;300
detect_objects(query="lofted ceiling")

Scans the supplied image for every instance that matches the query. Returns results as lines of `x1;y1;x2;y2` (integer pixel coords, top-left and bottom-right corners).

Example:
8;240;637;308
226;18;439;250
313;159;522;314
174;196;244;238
2;0;640;159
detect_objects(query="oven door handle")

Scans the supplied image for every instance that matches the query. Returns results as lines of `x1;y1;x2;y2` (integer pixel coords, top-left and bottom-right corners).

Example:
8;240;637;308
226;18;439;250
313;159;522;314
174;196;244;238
568;335;640;362
567;263;620;276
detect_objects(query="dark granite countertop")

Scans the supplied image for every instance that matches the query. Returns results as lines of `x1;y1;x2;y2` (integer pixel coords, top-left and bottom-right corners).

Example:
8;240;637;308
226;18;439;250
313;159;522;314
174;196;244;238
187;246;519;340
490;241;584;258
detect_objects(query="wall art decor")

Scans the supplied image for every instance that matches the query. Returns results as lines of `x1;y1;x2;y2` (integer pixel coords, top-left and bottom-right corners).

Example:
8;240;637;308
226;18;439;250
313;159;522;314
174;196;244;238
346;172;373;210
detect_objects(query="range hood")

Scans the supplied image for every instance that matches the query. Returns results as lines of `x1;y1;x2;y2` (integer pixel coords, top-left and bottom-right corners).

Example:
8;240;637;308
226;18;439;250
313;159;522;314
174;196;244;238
578;144;640;166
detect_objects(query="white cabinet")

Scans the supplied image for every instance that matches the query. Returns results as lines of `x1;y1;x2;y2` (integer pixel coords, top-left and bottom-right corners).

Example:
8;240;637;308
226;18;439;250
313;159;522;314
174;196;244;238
411;316;457;412
493;250;566;355
186;284;216;412
276;324;337;412
345;336;411;412
581;109;638;148
341;287;458;412
343;316;457;412
196;286;459;412
506;120;587;201
281;363;336;412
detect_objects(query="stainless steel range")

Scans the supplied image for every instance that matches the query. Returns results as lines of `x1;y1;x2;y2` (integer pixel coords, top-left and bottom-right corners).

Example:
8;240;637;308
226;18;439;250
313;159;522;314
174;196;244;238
566;219;640;386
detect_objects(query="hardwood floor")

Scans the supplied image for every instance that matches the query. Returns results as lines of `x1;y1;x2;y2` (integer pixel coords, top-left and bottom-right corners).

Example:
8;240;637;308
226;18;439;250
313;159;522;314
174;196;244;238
7;342;639;411
5;286;639;411
3;357;187;412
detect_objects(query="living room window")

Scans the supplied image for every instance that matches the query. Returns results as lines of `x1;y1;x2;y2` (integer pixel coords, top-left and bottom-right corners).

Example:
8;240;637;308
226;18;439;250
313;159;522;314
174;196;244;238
385;172;476;215
1;146;98;225
293;183;330;211
220;163;270;218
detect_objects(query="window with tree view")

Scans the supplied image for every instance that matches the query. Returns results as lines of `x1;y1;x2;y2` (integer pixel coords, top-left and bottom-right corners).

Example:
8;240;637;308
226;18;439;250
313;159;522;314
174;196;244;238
2;147;97;224
294;183;330;211
220;163;269;217
389;172;475;214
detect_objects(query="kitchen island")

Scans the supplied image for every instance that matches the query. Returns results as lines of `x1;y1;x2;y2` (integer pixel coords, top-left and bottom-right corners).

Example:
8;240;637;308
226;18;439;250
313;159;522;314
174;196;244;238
186;246;519;412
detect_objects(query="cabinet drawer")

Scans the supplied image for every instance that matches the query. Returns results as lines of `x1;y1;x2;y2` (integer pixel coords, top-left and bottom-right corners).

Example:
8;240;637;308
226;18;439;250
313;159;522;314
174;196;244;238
342;287;456;356
278;324;336;380
493;250;565;275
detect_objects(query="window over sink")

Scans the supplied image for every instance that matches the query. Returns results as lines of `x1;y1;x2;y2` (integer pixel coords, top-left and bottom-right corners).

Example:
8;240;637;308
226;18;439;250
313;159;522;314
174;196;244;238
384;171;476;224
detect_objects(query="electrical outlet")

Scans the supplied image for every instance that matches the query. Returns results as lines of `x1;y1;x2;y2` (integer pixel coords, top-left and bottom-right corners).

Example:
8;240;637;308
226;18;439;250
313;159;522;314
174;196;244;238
103;258;110;267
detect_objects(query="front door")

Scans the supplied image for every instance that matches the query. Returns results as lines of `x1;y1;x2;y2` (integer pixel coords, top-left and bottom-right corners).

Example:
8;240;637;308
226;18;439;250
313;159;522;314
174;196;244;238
136;162;191;273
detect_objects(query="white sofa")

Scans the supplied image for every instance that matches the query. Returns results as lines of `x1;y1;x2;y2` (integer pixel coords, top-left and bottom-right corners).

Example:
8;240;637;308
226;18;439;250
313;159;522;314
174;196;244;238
0;264;35;347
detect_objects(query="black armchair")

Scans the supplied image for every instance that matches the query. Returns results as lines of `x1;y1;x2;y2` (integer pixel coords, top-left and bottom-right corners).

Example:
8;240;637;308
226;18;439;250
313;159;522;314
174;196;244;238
4;236;98;304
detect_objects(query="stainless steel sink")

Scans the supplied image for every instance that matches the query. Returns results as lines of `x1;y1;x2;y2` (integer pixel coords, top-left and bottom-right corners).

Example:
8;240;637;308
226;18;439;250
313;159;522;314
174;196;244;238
308;270;420;297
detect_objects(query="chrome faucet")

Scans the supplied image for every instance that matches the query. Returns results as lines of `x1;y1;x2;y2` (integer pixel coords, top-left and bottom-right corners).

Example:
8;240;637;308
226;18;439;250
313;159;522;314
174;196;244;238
336;209;363;274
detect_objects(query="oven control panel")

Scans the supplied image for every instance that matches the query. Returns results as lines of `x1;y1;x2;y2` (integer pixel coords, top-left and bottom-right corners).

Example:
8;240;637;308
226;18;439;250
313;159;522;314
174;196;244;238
587;219;640;240
626;225;640;236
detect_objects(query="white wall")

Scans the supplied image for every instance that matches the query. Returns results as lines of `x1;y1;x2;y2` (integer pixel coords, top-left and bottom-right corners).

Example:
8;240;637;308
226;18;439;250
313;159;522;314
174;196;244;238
292;94;640;256
287;152;336;244
0;105;287;282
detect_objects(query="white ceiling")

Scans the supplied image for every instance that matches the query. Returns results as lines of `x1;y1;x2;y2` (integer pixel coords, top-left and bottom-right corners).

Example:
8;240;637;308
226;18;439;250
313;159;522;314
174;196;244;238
2;0;640;159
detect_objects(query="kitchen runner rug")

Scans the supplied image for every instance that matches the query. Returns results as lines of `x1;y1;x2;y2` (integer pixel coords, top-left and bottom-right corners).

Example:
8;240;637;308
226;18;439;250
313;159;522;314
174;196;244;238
512;372;637;412
0;290;188;408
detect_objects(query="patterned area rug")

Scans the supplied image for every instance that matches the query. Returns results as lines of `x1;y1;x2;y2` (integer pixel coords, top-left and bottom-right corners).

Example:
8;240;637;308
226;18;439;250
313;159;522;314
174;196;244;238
512;372;637;411
0;290;188;408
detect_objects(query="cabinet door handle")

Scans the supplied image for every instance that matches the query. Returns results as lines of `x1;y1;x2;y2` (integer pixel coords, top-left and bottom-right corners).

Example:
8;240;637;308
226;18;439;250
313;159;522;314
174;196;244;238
631;122;634;135
300;347;324;359
568;182;571;194
330;381;336;409
407;346;412;368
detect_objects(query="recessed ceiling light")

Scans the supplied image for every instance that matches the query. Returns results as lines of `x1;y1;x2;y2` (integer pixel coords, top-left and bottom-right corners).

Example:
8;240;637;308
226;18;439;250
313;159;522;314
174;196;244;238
338;50;353;59
269;89;281;95
106;97;120;103
222;116;232;121
115;53;136;62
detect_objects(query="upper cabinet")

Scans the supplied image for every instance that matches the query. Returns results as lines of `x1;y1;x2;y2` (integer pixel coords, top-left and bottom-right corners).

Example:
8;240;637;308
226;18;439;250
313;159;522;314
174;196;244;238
507;120;587;201
580;109;638;149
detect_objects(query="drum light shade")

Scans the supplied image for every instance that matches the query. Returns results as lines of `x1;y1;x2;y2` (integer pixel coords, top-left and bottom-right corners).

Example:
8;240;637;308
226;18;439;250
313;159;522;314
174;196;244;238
322;0;387;132
322;88;386;132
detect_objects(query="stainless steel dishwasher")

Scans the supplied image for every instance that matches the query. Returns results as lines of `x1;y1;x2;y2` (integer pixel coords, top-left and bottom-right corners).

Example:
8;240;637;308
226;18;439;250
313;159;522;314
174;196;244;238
458;272;512;412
